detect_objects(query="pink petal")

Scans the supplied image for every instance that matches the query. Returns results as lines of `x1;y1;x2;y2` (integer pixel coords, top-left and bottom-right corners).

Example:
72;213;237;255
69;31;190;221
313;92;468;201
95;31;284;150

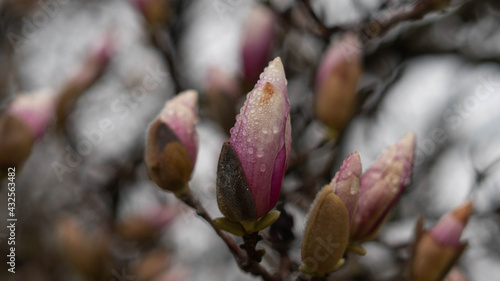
159;90;199;164
330;152;362;223
9;89;57;138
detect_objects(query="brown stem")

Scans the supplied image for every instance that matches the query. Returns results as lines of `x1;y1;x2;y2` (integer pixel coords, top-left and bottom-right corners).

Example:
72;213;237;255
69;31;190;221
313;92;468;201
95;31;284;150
299;0;458;42
179;191;278;281
150;28;183;93
179;192;243;260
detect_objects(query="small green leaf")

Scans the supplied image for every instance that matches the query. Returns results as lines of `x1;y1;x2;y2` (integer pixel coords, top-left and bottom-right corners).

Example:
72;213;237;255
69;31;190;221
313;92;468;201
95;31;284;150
254;210;281;232
213;217;245;236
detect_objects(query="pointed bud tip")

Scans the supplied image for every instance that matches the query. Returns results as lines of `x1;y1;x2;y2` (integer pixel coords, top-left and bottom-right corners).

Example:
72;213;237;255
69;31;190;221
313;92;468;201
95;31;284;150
399;131;416;148
9;89;57;138
336;152;362;182
430;201;472;249
451;200;473;225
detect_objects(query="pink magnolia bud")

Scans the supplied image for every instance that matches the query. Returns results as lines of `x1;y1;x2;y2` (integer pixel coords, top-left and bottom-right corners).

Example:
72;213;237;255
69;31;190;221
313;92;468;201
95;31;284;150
315;33;362;132
241;6;275;84
8;89;56;138
351;132;416;242
1;90;56;172
217;57;291;221
145;90;199;193
158;90;199;164
410;201;472;281
329;152;362;224
430;201;472;250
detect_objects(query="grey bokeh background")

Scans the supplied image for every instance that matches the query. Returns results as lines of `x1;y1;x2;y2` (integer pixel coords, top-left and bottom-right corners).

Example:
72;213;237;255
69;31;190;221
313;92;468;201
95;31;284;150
1;0;500;280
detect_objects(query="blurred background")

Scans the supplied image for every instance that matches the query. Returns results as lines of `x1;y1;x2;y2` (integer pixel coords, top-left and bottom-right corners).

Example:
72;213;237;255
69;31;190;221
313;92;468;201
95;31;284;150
0;0;500;280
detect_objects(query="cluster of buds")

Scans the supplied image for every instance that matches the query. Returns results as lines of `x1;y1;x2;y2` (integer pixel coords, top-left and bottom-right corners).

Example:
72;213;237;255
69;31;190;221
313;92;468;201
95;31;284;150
0;89;56;173
350;132;416;246
301;153;361;276
410;201;473;281
145;90;199;197
215;57;291;234
300;132;416;276
314;33;362;135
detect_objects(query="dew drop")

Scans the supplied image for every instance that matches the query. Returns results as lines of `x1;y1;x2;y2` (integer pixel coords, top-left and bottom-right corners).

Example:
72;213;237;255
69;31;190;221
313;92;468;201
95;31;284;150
350;184;358;195
272;124;280;134
260;164;266;172
251;158;257;163
242;116;248;124
248;147;254;154
257;151;264;158
262;128;268;134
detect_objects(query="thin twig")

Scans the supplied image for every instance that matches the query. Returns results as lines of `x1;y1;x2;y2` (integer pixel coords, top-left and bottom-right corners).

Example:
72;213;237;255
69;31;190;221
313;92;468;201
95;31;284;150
150;29;183;93
300;0;457;42
179;192;279;281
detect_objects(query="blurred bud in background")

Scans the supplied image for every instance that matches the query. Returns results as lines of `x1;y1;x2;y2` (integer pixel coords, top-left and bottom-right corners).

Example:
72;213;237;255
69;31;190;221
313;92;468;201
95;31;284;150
444;267;469;281
315;33;362;135
132;248;171;281
350;132;416;243
115;207;177;243
300;153;361;276
132;0;171;29
241;5;276;86
56;32;114;131
145;90;199;196
204;67;242;135
217;57;291;227
410;201;473;281
56;215;110;280
0;89;56;173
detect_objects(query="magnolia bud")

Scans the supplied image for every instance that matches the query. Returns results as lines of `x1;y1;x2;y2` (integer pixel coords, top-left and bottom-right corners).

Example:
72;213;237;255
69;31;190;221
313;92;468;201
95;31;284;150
330;152;362;224
116;207;177;242
241;5;275;84
300;185;349;276
132;249;171;281
410;201;472;281
216;57;291;225
315;33;362;133
0;90;56;172
8;89;56;138
57;216;110;280
145;90;199;195
351;132;415;242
